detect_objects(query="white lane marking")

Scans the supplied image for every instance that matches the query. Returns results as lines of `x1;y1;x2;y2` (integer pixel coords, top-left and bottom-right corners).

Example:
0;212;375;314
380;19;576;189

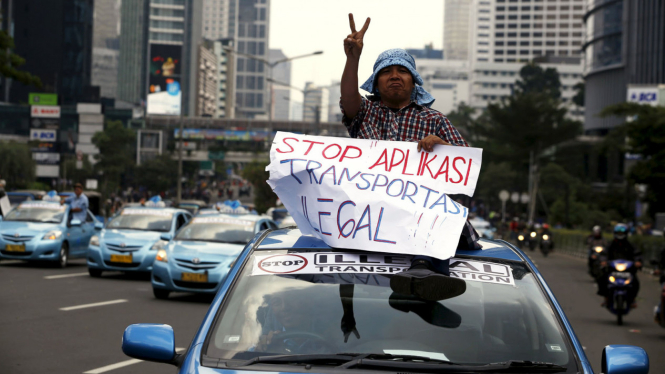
60;299;128;311
45;272;88;279
83;348;186;373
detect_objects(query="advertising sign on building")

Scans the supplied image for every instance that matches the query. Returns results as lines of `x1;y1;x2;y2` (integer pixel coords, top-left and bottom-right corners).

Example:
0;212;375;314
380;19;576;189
30;129;57;142
30;117;60;129
31;105;61;118
32;152;61;165
627;86;660;106
29;93;58;106
147;44;182;115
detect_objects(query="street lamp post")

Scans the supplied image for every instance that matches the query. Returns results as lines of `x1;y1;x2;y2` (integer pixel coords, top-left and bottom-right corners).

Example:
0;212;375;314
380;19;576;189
222;47;322;122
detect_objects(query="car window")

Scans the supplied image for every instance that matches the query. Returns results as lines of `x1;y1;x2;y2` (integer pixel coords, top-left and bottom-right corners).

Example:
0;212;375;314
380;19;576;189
268;221;278;229
259;221;269;231
86;211;95;223
106;209;173;232
176;214;187;230
205;250;576;372
176;216;255;244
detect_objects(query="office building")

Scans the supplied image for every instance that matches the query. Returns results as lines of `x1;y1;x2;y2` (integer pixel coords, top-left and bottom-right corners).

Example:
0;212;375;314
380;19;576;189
328;81;342;123
269;49;291;121
583;0;665;134
196;42;219;117
303;82;329;123
413;59;471;116
233;0;270;119
0;0;96;104
202;0;231;39
92;0;121;99
212;38;236;118
117;0;203;115
444;0;473;61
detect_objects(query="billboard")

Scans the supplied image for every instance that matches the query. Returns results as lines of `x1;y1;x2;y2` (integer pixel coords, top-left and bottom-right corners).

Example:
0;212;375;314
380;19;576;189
31;105;61;118
30;129;57;142
627;86;659;106
29;93;58;106
147;44;182;115
174;129;275;141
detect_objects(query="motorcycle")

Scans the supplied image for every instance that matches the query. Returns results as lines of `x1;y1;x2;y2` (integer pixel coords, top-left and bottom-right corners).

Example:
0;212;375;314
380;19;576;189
588;245;605;279
540;233;553;257
527;230;538;251
604;260;637;325
650;259;665;328
516;233;526;249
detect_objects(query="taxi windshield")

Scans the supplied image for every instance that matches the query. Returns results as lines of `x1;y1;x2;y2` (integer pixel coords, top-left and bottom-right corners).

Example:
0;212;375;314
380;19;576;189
204;249;576;372
4;204;65;223
107;209;172;232
176;217;254;244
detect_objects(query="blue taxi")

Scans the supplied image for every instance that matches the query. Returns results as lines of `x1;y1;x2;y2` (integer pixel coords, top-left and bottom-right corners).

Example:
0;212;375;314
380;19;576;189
87;206;192;277
123;228;650;374
151;213;277;299
0;199;98;267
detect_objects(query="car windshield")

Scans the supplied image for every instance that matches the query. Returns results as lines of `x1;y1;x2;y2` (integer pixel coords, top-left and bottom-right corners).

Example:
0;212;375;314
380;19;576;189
176;216;254;244
8;195;31;207
204;249;576;372
4;203;66;223
107;209;172;232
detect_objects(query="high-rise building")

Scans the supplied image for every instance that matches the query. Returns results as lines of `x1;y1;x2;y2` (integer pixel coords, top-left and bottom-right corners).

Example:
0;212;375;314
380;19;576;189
117;0;203;115
212;38;236;118
444;0;473;61
414;59;472;116
328;81;342;123
0;0;96;104
270;49;291;121
196;42;219;117
583;0;665;134
303;82;329;123
92;0;121;99
233;0;270;119
202;0;231;39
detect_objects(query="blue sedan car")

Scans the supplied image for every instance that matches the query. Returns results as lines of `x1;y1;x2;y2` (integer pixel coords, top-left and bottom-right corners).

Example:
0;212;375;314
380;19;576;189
123;228;650;374
0;200;98;267
87;207;192;277
151;213;277;299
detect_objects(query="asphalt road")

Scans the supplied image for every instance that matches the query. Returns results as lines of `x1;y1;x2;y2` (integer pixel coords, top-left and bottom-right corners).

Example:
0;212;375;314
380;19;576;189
0;251;663;374
524;250;665;373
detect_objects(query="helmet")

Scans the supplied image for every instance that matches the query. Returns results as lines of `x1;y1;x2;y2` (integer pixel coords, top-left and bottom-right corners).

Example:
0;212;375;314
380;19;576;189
613;224;628;240
592;225;601;234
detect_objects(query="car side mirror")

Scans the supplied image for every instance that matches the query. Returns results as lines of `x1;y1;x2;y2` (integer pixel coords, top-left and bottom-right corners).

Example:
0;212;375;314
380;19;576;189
94;222;104;230
122;324;177;365
160;233;173;241
70;219;82;226
602;345;649;374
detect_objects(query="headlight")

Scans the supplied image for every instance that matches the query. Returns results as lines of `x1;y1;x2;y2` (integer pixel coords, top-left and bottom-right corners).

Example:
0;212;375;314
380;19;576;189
594;246;603;253
151;239;168;251
156;249;168;262
43;230;63;240
609;276;616;282
615;263;627;272
530;232;537;238
518;235;524;241
542;234;549;240
90;235;100;246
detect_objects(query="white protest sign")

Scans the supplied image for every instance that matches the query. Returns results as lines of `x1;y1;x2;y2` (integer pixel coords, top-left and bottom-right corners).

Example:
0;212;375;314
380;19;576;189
251;252;514;286
267;132;483;260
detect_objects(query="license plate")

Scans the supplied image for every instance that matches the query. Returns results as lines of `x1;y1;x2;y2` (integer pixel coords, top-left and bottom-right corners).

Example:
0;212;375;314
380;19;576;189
611;272;631;279
5;244;26;252
182;272;208;283
110;254;132;263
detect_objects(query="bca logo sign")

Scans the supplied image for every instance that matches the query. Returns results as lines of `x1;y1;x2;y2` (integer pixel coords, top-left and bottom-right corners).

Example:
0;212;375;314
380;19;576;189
30;129;57;142
257;254;308;274
628;88;659;105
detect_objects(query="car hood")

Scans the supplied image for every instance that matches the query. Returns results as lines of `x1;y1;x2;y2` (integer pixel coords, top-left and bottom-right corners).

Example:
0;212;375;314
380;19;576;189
100;229;163;247
169;240;245;262
0;221;62;237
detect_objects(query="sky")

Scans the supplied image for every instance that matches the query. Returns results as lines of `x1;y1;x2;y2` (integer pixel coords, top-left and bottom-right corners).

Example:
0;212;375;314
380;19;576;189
270;0;445;103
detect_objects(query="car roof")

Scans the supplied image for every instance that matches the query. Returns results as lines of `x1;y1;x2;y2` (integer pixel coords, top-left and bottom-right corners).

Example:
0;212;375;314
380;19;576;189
255;228;523;262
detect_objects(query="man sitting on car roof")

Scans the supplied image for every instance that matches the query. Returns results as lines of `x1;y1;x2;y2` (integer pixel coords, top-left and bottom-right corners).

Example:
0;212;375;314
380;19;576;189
340;14;481;302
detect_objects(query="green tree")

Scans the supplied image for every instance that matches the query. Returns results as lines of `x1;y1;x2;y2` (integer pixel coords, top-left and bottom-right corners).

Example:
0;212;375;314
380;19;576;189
135;154;177;193
0;141;35;188
91;121;136;198
0;30;42;87
600;102;665;218
242;160;276;214
515;62;562;99
572;82;585;107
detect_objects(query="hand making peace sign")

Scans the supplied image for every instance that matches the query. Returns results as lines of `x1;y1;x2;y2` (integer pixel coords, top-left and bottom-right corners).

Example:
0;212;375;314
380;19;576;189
344;13;371;60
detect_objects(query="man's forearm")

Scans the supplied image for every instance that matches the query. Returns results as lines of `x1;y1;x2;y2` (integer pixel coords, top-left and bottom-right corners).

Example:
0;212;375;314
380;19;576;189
341;57;362;118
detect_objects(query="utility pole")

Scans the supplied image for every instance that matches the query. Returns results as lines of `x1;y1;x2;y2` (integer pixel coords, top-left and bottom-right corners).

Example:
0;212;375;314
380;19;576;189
176;114;184;205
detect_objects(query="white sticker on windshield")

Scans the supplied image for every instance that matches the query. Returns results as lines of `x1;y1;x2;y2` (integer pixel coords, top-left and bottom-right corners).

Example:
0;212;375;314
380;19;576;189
251;253;515;286
121;209;172;217
192;217;253;226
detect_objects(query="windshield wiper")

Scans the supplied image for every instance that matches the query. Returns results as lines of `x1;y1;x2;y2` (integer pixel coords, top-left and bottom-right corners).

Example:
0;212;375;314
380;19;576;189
228;353;360;367
342;357;566;373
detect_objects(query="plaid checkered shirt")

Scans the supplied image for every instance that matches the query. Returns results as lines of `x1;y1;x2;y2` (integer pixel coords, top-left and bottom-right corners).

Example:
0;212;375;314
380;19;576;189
340;96;469;147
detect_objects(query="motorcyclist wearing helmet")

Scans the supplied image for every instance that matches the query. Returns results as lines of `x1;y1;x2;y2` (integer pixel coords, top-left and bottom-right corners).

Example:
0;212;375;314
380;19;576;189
597;224;642;306
586;225;607;272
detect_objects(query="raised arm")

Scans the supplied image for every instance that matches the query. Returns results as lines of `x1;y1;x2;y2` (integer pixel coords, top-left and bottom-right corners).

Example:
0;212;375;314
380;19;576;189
341;13;370;119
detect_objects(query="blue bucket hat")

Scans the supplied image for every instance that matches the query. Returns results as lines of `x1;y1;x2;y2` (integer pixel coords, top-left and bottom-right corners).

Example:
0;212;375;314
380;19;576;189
360;48;435;107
